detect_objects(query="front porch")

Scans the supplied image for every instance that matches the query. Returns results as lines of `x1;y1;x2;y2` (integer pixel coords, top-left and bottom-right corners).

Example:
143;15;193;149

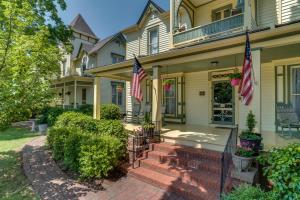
125;123;232;152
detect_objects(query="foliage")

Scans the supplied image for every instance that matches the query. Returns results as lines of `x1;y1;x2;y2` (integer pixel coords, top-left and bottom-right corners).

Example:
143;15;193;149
222;184;279;200
48;127;70;161
77;105;93;116
97;120;127;144
79;134;124;179
258;143;300;200
235;146;255;157
0;0;72;129
229;72;242;79
54;112;99;133
240;111;261;140
163;79;173;85
0;128;39;199
46;107;65;126
100;104;121;120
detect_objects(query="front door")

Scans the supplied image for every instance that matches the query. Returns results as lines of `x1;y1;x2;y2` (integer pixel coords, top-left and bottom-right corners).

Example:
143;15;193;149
212;81;235;125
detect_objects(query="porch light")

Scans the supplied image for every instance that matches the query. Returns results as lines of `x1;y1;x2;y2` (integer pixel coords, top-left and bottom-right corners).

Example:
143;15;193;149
211;61;219;67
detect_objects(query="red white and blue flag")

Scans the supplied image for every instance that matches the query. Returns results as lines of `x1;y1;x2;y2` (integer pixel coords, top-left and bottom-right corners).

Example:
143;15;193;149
239;31;254;106
131;56;147;102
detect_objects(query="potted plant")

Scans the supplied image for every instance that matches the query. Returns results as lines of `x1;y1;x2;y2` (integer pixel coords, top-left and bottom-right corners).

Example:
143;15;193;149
142;112;155;136
37;114;48;135
239;111;262;153
229;72;242;86
232;146;256;172
163;79;173;92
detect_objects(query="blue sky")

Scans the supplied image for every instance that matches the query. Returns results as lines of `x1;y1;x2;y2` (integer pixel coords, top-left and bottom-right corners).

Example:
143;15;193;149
58;0;169;39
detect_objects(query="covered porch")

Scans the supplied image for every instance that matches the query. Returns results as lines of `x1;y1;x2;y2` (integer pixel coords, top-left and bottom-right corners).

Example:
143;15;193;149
87;23;300;151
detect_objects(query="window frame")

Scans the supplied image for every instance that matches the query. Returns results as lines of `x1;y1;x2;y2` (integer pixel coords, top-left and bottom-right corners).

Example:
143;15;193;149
111;53;125;64
148;26;159;55
163;78;177;116
111;82;124;106
212;4;233;22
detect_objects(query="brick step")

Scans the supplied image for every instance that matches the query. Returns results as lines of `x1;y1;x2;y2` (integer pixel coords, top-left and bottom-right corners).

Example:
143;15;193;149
146;150;222;175
151;142;223;162
126;166;219;200
140;159;221;190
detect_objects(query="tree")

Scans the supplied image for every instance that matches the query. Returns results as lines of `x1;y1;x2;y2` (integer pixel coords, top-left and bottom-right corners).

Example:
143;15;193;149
0;0;72;128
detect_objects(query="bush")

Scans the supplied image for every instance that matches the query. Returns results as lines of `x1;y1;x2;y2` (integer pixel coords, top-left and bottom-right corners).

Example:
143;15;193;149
47;107;64;126
77;104;93;116
258;143;300;200
222;184;279;200
63;130;88;171
54;112;99;133
79;135;124;179
98;120;127;142
48;128;71;161
100;104;121;120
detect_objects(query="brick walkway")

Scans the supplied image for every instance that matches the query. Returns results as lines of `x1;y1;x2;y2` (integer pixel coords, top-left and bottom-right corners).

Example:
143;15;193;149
22;136;184;200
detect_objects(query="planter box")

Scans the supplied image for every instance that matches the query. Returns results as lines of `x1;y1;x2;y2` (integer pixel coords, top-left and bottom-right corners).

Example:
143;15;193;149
232;154;254;172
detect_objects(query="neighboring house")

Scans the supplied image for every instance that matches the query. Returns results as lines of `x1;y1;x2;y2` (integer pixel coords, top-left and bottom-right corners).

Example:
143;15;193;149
52;14;126;112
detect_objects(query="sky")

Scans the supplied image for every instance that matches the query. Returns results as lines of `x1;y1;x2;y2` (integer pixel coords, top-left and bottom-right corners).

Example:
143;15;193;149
58;0;169;40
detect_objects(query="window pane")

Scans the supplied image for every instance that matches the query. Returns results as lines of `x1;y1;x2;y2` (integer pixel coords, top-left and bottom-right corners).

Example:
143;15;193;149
149;29;158;54
164;79;176;115
214;12;222;21
118;91;123;105
166;98;176;115
291;67;300;117
112;85;117;104
224;9;231;18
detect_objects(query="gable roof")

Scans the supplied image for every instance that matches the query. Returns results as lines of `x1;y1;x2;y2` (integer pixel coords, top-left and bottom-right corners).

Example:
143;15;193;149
137;0;166;25
89;32;126;55
72;43;94;59
70;14;98;39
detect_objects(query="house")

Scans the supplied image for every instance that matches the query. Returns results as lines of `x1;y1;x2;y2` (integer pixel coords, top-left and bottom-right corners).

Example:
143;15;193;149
87;0;300;198
52;14;127;112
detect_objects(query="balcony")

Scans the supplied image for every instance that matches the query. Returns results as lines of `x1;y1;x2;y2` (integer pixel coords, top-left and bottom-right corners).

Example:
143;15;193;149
173;13;244;45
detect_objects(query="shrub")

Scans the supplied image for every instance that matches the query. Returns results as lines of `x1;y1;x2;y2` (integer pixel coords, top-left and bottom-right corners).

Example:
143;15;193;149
63;130;88;171
79;135;124;179
47;107;64;126
48;127;71;161
100;104;121;120
222;184;279;200
258;143;300;200
77;104;93;116
54;112;98;133
98;120;126;141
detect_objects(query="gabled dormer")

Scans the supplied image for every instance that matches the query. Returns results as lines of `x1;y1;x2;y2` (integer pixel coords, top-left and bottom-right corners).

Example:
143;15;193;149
122;0;170;60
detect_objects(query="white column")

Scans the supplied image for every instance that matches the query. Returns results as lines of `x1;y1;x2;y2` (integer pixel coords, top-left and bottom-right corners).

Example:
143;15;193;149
74;80;77;109
244;0;252;30
152;66;162;129
63;82;66;109
251;48;261;132
93;77;101;119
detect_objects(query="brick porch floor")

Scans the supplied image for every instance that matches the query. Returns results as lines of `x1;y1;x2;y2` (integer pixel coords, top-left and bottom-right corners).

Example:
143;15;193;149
22;136;183;200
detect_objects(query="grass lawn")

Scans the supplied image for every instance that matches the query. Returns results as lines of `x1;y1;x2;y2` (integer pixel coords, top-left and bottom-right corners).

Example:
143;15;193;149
0;128;40;200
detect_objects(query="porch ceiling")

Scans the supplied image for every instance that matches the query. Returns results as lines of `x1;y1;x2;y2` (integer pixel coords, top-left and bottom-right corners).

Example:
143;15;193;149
189;0;213;7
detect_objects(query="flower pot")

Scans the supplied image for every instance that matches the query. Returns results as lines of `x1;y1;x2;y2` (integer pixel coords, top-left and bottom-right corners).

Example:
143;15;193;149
38;124;48;135
231;78;241;86
232;154;254;172
240;136;262;153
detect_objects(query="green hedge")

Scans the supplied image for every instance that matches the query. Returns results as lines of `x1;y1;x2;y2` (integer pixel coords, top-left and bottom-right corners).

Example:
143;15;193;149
100;104;121;120
47;111;127;179
79;134;123;179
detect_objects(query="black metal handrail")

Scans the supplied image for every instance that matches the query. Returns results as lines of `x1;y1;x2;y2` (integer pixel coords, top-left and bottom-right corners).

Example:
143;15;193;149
129;121;161;168
220;126;238;195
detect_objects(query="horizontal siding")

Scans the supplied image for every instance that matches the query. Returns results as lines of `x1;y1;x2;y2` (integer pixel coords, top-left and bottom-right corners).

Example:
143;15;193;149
257;0;277;28
280;0;300;23
126;31;140;60
185;71;210;125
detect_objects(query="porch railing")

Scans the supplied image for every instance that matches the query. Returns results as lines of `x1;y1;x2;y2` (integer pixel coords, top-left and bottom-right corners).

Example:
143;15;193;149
173;13;244;45
220;126;238;194
128;121;161;168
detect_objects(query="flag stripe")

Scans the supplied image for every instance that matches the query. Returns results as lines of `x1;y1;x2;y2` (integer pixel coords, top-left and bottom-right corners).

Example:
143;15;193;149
131;56;147;102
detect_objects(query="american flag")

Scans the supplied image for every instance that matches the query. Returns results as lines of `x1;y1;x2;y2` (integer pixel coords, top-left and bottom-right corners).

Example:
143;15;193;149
239;31;254;105
131;56;147;102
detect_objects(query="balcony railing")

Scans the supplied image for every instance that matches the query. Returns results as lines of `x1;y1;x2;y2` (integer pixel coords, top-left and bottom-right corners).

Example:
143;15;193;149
173;13;244;45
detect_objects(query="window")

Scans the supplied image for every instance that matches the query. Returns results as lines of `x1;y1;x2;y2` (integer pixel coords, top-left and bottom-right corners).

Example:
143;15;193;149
212;5;232;21
163;78;176;115
112;82;124;106
148;28;159;55
112;53;125;64
82;88;87;105
62;60;67;76
291;66;300;117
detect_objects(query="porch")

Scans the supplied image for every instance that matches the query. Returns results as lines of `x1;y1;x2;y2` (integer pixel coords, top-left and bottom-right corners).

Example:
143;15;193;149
125;123;232;152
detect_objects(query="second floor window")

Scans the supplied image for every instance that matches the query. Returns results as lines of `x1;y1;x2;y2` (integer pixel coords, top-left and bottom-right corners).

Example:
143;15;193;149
112;53;125;64
62;60;67;76
148;28;159;55
212;5;232;21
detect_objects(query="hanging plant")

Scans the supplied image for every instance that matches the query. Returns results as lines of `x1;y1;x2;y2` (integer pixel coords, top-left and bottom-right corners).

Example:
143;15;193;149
117;84;123;92
65;91;71;96
229;72;242;86
163;79;173;92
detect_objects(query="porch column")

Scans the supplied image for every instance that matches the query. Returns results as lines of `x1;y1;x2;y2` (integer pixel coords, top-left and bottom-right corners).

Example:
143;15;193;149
93;77;101;119
63;82;66;109
74;80;77;109
152;66;162;129
251;48;262;132
244;0;252;30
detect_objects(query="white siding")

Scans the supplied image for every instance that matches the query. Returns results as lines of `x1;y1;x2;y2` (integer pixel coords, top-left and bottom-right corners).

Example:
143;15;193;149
124;14;170;60
280;0;300;23
185;71;210;125
257;0;277;28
